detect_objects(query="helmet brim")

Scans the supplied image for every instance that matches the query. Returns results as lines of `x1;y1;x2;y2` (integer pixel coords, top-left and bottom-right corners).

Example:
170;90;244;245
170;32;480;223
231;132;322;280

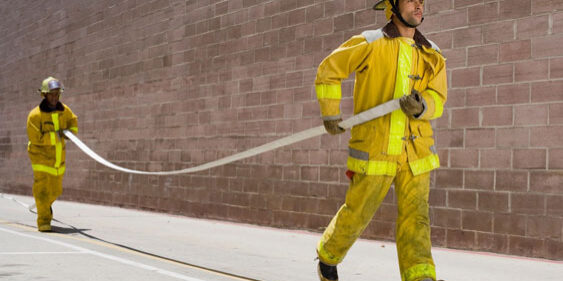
373;0;387;10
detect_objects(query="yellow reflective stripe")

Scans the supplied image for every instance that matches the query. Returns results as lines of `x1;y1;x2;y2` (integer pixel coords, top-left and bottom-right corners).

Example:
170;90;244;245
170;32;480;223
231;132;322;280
402;263;436;281
32;164;66;176
315;84;341;100
347;157;397;176
388;40;412;155
409;154;440;176
427;89;444;119
49;132;56;146
51;113;62;168
51;113;59;131
69;127;78;133
317;240;341;265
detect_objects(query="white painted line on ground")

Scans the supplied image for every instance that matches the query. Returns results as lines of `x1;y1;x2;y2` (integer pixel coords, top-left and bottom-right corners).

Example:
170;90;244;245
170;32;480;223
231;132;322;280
0;226;206;281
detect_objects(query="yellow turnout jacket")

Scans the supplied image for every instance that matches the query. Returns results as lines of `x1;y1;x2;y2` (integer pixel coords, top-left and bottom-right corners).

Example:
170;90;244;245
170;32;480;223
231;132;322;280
315;22;447;176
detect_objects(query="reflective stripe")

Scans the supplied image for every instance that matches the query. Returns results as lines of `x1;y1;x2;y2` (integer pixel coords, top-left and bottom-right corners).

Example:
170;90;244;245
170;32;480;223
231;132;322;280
402;263;436;281
32;164;66;176
51;113;62;168
347;157;397;176
409;153;440;176
427;89;444;119
49;132;56;146
349;147;369;160
387;40;413;155
316;84;342;100
69;127;78;133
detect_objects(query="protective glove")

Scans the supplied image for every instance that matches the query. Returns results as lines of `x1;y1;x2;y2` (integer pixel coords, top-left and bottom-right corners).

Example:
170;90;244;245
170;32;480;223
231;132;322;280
400;90;424;118
323;119;345;135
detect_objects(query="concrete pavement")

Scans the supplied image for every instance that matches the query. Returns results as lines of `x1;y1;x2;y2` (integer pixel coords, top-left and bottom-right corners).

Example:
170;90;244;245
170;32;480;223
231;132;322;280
1;193;561;281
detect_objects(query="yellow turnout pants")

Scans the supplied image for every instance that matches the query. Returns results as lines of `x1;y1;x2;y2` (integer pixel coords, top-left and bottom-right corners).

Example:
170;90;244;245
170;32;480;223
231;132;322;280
317;162;435;281
32;171;63;229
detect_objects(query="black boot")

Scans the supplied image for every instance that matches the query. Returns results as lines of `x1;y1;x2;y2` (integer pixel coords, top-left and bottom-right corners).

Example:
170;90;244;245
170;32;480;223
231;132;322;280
317;260;338;281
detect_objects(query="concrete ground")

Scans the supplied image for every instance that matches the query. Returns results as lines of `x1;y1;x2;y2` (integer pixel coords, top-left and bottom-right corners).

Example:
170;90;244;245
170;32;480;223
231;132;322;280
0;193;561;281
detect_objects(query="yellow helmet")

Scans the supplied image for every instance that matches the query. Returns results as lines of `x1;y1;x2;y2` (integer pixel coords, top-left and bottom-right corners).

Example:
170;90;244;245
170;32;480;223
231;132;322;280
39;76;64;96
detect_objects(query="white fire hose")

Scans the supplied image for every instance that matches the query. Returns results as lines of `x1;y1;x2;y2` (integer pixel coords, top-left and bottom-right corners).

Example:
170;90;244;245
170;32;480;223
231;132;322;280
3;99;400;210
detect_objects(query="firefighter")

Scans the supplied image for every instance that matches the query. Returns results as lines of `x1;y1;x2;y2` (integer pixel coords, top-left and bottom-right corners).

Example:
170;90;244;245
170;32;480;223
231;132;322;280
315;1;447;281
27;77;78;232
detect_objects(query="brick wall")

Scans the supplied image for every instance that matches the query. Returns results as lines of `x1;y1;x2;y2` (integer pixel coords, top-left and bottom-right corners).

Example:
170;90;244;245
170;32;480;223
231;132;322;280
0;0;561;260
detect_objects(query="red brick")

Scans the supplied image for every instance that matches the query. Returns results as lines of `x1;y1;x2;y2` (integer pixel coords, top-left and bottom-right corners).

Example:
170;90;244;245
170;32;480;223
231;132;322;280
426;31;453;50
442;48;467;68
530;126;563;148
466;87;496;106
333;13;354;32
435;169;463;189
439;9;468;29
448;189;477;209
508;236;545;258
476;232;509;254
451;149;479;168
431;227;447;247
446;229;476;249
496;171;529;192
530;171;563;194
478;191;509;212
484;21;515;43
549;148;563;169
532;34;563;58
512;193;546;215
462;210;493;232
453;27;482;48
468;45;499;66
483;64;514;85
482;106;513;126
451;67;481;88
526;216;562;239
546;195;563;216
455;0;484;8
515;59;548;82
550;57;563;79
465;129;495;148
532;0;563;14
514;104;548;125
497;84;530;105
494;213;526;235
545;239;563;260
468;2;498;25
480;149;511;169
429;188;447;207
355;9;376;28
451;108;480;127
465;170;495;190
427;0;453;14
445;88;466;108
496;127;529;147
436;129;464;148
531;81;563;102
517;14;549;39
500;0;531;19
555;11;563;33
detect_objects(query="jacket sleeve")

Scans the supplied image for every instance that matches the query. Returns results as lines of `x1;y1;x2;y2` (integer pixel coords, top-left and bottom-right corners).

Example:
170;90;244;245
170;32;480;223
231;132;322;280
64;106;78;135
418;53;447;121
315;35;372;120
27;111;52;146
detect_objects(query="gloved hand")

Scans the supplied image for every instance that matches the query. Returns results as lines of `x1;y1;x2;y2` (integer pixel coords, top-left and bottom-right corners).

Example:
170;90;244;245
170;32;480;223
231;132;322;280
400;90;424;118
323;119;345;135
58;130;69;140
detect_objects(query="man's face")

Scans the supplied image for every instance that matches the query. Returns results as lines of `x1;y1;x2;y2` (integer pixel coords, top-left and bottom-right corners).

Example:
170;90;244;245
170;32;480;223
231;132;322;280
398;0;424;27
45;89;60;108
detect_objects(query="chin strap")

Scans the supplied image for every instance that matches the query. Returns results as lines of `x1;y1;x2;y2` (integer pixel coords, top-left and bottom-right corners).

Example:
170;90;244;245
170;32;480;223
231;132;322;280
388;0;424;28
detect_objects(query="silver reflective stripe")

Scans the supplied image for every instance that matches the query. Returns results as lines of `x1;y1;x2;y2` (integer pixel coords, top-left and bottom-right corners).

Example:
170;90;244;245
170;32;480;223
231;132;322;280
349;147;369;160
427;39;441;53
322;115;342;121
430;145;437;154
362;29;384;43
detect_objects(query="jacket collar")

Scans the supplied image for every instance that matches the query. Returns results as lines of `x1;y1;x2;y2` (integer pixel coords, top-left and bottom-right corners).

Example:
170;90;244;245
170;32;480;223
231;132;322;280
382;21;432;49
39;99;64;113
